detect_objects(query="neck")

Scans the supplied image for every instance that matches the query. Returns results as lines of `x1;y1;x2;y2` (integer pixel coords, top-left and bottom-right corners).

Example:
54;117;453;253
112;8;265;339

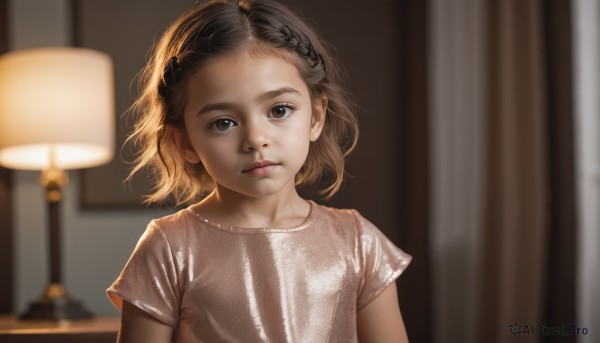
194;184;310;228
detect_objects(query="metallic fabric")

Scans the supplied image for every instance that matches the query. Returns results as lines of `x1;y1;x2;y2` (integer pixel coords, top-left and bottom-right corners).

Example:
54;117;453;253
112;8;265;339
107;201;411;342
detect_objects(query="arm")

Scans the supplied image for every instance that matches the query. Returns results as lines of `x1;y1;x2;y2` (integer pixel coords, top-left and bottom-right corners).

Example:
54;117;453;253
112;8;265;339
357;282;409;343
117;300;174;343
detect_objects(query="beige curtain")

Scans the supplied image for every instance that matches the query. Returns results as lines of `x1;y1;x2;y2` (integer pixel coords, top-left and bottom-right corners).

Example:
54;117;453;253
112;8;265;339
431;0;558;342
573;0;600;342
476;0;548;341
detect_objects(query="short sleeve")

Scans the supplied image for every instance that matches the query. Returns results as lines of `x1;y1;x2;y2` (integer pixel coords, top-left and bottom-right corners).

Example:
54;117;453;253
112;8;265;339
107;222;180;327
354;211;412;309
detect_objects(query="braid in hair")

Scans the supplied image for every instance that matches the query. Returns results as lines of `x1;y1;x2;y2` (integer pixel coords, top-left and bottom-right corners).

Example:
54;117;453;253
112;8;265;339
274;25;324;69
158;56;184;100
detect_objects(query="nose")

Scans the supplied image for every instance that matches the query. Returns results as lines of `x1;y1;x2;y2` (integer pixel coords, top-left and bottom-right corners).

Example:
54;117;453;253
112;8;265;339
242;119;271;152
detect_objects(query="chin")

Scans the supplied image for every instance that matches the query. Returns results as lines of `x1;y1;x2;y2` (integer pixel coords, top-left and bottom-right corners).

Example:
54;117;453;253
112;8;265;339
218;180;295;200
239;186;287;199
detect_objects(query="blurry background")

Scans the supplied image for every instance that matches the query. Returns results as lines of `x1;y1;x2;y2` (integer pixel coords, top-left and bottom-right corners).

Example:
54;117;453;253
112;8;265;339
0;0;598;342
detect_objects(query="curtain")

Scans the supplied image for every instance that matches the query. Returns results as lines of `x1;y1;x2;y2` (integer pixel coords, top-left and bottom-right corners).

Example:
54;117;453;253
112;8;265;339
572;0;600;342
477;0;549;340
430;0;578;342
430;0;485;341
477;1;577;341
540;0;578;340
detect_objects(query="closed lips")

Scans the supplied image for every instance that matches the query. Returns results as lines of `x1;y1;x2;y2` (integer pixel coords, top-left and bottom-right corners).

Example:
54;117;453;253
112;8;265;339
242;164;279;176
243;161;279;172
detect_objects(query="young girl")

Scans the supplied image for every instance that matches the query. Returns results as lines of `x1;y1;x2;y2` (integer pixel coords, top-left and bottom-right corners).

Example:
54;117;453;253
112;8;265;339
107;0;411;342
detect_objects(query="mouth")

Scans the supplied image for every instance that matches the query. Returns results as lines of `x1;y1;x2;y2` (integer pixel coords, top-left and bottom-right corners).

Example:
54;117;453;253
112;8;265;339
242;161;280;175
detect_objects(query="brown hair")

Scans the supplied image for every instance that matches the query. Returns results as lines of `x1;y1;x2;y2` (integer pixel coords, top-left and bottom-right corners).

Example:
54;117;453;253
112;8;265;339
128;0;358;205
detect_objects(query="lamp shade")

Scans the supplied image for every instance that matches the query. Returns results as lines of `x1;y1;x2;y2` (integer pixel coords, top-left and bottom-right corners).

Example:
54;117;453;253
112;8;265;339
0;47;115;170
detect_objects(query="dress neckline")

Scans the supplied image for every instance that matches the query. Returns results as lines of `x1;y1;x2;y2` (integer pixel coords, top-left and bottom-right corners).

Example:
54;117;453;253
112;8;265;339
184;200;316;234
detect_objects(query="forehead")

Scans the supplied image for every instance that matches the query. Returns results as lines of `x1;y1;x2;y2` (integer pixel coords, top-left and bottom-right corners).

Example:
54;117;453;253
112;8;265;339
186;46;309;99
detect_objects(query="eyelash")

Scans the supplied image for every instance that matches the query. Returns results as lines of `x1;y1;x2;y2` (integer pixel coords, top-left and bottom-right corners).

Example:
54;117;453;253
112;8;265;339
208;103;297;132
209;118;237;132
267;103;296;119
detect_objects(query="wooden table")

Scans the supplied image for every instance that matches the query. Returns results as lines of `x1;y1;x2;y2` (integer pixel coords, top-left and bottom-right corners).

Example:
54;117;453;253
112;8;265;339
0;316;120;343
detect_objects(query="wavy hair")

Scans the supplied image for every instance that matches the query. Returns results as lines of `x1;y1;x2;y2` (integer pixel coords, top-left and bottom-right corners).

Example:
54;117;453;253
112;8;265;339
128;0;358;205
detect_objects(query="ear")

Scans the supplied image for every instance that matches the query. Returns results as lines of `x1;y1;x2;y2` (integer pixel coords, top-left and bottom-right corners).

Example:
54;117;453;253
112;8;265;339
170;124;201;164
310;96;327;142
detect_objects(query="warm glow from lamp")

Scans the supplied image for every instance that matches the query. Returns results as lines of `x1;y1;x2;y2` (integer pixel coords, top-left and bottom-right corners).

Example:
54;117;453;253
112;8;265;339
0;47;115;320
0;47;115;170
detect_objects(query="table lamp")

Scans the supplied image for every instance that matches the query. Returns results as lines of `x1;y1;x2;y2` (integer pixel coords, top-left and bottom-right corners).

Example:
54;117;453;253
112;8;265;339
0;47;115;320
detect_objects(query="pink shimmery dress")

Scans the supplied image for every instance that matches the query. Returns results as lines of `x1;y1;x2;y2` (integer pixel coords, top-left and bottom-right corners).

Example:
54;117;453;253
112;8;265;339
107;201;411;342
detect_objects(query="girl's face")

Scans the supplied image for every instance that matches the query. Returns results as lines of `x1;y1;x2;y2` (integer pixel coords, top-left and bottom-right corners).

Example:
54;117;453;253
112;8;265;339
177;49;326;200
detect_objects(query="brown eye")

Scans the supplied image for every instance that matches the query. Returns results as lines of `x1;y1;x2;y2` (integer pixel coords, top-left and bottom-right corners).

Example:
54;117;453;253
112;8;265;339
268;105;292;119
211;118;236;132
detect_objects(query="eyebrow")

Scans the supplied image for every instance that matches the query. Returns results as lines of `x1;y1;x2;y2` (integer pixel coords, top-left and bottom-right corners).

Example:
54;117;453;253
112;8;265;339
195;86;302;117
256;86;301;103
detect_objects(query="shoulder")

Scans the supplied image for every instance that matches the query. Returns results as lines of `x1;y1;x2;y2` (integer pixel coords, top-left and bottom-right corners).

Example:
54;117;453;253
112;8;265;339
312;201;375;228
149;207;202;234
311;202;409;260
136;207;204;250
310;201;374;242
311;201;361;226
321;203;389;243
152;207;197;227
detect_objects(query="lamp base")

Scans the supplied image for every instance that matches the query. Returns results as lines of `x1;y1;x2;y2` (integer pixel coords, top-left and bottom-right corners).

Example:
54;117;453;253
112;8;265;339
19;283;93;320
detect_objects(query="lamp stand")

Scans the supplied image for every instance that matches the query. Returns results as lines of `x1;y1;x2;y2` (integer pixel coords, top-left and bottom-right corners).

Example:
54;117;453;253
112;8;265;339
20;167;93;320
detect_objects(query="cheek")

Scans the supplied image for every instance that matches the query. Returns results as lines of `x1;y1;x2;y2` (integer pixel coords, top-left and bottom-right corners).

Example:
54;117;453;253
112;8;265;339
284;121;312;158
188;137;234;172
